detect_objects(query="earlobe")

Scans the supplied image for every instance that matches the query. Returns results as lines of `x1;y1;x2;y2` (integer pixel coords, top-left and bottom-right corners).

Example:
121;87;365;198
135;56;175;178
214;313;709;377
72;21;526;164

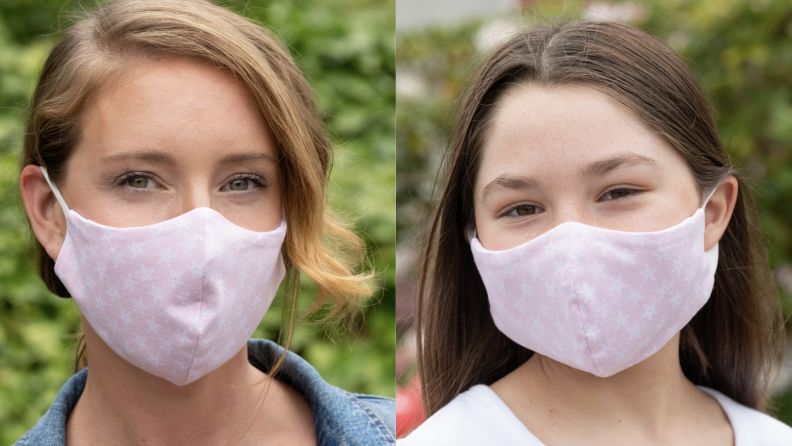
19;165;68;261
703;175;739;251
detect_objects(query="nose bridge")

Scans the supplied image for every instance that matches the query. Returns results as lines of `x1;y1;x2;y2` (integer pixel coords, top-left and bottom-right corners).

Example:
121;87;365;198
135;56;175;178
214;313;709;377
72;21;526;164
554;199;591;227
180;176;212;214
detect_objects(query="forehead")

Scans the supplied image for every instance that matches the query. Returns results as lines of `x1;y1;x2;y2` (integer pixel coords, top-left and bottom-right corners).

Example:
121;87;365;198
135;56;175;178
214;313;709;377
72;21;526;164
78;56;274;160
477;84;676;183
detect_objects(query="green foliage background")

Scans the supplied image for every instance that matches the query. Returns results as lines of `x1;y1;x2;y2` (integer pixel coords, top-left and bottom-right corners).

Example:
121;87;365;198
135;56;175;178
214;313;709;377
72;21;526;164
396;0;792;424
0;0;395;442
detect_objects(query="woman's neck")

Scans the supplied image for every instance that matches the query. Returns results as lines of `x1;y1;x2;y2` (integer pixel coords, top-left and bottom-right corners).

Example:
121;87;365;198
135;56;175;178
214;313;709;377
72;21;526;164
65;318;316;446
490;333;733;446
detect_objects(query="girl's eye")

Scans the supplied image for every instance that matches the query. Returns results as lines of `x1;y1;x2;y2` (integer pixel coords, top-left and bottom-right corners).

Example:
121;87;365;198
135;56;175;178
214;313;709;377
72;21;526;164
503;204;545;218
127;177;150;188
119;173;156;190
599;188;639;201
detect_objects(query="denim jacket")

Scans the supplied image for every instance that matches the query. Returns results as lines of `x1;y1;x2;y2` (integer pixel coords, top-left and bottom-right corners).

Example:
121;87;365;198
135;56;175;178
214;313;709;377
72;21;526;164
14;339;396;445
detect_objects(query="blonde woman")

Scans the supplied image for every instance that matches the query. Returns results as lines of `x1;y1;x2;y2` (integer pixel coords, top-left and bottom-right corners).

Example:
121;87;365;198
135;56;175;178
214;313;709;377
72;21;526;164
15;0;394;444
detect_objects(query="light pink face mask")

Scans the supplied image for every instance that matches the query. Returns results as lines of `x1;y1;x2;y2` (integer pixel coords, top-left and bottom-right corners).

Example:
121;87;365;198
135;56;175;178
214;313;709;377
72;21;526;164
470;190;718;377
41;167;286;385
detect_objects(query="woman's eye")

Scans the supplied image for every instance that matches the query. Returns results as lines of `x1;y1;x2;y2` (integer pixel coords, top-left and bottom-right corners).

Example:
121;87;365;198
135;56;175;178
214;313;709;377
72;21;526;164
229;179;252;191
600;188;638;201
504;204;544;217
222;175;267;192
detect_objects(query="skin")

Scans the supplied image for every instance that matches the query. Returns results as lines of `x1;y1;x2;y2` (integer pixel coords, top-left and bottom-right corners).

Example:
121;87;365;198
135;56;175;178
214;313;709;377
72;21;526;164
474;85;738;446
20;57;316;446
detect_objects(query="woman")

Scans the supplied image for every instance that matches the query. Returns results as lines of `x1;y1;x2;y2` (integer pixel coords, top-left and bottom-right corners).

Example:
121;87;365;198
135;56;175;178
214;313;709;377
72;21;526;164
15;0;394;444
401;20;791;445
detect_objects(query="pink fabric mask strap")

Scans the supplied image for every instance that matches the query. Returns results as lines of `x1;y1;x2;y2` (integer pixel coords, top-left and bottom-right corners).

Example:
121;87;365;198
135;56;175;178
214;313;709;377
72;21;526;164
40;166;71;213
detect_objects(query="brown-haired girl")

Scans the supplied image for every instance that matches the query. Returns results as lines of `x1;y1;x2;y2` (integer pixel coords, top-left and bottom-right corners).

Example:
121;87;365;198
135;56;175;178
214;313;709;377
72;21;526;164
15;0;394;444
401;20;791;446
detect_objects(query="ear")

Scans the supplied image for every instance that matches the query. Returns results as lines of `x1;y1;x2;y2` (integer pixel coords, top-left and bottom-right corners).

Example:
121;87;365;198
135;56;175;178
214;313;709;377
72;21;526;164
19;165;68;261
703;175;739;251
464;225;475;245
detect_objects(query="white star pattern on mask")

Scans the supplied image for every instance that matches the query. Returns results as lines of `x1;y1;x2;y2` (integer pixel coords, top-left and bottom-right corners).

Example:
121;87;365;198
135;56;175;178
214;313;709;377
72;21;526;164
577;282;596;303
670;291;683;309
109;250;126;268
519;279;532;296
528;261;544;282
639;264;657;283
148;227;165;246
657;280;672;299
181;233;199;252
590;260;606;281
653;245;671;262
600;299;615;317
617;250;637;266
86;243;98;259
513;298;527;316
509;313;524;328
539;301;551;318
627;288;644;307
138;265;154;283
627;323;644;340
612;309;628;329
608;275;626;296
531;316;545;335
167;270;184;289
119;309;133;327
642;302;658;321
158;246;176;268
129;239;144;259
671;258;684;276
95;262;109;283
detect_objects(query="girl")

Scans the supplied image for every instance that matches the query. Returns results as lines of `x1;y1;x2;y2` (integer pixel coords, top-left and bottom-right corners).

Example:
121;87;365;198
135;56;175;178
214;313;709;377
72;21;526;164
402;20;791;445
15;0;394;444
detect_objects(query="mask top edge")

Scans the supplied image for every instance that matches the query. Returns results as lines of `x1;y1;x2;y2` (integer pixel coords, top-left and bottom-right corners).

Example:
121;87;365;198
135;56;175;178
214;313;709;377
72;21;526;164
471;206;706;255
66;206;287;235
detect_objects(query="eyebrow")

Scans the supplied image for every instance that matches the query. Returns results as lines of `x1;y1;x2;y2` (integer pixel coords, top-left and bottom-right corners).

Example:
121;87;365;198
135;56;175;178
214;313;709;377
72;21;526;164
482;175;540;202
480;153;658;202
99;150;277;164
580;153;657;178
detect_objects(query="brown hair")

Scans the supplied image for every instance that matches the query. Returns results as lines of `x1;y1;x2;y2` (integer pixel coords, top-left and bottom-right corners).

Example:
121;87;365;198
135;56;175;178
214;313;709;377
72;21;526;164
21;0;373;371
416;20;785;416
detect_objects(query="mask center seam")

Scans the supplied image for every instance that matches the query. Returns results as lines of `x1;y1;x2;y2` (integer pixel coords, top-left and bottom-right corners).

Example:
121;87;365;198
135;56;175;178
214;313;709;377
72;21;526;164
567;226;603;376
182;214;206;384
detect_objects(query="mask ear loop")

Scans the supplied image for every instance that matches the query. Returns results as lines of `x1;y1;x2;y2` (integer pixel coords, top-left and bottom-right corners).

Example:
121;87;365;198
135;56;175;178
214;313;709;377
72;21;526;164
702;185;719;274
702;186;718;208
40;166;71;214
466;226;477;243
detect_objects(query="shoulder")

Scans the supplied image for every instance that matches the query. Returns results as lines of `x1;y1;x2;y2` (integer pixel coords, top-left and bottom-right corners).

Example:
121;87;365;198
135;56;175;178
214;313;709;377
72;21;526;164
351;393;396;437
398;385;540;446
14;368;88;446
248;339;396;444
699;386;792;446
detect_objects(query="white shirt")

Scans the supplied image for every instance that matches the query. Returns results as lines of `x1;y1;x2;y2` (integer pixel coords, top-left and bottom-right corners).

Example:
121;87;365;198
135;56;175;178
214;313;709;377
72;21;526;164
398;384;792;446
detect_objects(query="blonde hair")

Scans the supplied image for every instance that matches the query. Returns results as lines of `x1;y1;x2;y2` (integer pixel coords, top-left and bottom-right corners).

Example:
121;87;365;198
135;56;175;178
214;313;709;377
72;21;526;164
22;0;373;371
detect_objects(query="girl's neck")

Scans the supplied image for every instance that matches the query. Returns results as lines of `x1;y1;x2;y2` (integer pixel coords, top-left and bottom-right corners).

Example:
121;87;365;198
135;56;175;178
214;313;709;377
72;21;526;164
490;333;733;445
